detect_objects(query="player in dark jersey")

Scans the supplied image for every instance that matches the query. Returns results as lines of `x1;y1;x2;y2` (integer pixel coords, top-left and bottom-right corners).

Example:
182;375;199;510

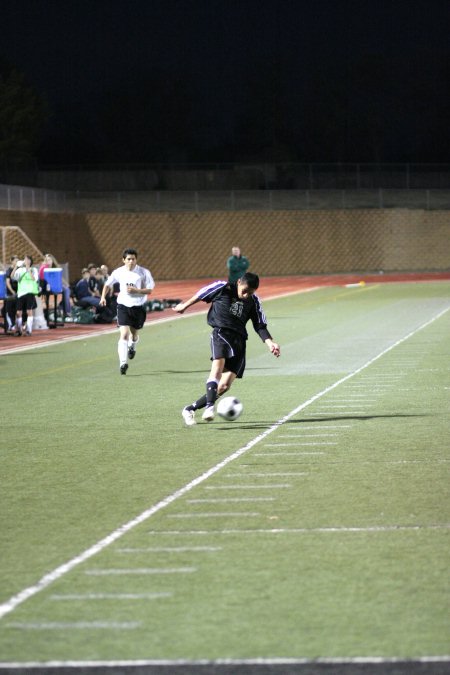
173;272;280;425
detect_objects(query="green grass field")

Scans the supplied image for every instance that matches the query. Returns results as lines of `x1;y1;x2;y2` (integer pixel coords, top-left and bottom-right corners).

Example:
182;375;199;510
0;280;449;665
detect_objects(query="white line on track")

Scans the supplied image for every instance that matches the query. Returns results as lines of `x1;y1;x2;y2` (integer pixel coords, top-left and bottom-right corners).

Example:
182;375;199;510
1;303;448;621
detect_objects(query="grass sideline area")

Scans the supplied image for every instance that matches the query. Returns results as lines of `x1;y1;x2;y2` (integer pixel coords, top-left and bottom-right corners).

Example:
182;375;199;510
0;279;449;672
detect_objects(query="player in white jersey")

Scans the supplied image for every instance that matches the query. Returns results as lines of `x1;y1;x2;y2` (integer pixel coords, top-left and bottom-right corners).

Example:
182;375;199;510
100;248;155;374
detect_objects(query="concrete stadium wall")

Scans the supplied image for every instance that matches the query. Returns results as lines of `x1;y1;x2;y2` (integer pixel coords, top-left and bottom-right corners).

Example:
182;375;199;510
1;208;449;281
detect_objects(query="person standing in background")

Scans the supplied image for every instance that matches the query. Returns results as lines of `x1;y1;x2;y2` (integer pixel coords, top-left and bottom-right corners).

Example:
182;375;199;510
226;246;250;283
11;255;39;336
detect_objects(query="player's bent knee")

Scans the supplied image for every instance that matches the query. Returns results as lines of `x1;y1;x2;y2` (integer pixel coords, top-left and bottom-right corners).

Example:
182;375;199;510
218;382;230;395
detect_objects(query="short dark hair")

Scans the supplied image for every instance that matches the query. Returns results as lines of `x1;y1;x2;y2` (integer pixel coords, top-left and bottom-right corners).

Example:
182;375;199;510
240;272;259;290
122;248;138;259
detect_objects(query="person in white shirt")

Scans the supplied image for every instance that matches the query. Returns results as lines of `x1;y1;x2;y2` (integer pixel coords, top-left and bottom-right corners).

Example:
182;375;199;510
100;248;155;374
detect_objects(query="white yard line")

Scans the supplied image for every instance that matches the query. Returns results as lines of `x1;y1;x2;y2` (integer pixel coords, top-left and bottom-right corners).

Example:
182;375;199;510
84;567;195;575
166;512;260;518
0;303;448;621
50;592;172;600
6;621;141;630
116;547;221;553
146;524;450;536
186;497;276;503
263;442;337;446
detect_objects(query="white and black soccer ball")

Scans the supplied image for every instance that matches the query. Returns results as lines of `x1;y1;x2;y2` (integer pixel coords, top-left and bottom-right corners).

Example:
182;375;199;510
16;260;24;267
217;396;243;421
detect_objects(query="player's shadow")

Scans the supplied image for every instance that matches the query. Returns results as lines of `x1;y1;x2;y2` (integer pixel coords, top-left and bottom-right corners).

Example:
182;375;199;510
128;369;206;376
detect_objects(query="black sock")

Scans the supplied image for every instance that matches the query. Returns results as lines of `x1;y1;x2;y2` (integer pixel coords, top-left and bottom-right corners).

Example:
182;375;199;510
186;394;207;411
206;380;218;406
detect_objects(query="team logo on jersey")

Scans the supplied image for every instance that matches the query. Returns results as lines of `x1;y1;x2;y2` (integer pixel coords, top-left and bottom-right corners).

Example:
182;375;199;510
230;300;243;317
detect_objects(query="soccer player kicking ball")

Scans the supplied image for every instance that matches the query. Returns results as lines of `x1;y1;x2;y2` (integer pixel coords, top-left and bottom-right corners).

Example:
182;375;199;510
172;272;280;426
100;248;155;374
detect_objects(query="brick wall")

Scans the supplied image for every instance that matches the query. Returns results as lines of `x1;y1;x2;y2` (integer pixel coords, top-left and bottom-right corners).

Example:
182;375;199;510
1;208;449;281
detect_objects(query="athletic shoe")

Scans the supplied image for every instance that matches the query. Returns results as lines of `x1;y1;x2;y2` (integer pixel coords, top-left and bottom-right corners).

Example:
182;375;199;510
128;346;136;360
120;363;128;375
182;407;196;426
202;405;215;422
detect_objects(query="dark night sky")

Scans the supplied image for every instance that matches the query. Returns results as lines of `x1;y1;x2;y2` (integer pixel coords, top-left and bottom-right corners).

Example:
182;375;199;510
1;0;450;164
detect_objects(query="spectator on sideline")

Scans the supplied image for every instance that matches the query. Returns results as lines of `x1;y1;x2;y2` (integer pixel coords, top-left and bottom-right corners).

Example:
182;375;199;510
74;268;101;308
2;255;19;333
87;263;101;298
11;255;40;336
38;252;71;318
226;246;250;283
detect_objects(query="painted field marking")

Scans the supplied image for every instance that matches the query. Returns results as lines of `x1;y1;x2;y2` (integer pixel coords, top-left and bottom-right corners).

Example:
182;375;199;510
1;303;448;621
263;442;337;446
308;411;371;416
316;404;373;408
6;621;141;630
1;656;450;668
278;434;338;438
166;512;260;518
50;593;172;600
291;425;353;429
84;567;196;575
118;546;221;553
223;472;308;477
254;452;327;456
186;497;276;503
147;524;450;536
204;484;291;490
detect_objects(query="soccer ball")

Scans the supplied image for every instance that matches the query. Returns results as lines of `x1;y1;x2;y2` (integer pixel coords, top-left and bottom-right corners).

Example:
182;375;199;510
217;396;243;421
16;260;24;267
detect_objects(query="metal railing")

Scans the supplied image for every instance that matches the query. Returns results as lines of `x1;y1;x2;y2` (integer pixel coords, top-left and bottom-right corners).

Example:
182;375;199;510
1;184;450;213
2;162;450;192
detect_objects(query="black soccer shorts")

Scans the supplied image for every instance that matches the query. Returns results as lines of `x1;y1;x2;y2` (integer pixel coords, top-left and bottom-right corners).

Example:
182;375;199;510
117;304;147;330
210;327;246;378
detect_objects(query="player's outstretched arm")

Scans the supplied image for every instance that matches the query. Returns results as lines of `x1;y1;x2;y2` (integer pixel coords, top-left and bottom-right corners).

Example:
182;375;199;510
265;339;281;357
172;294;200;314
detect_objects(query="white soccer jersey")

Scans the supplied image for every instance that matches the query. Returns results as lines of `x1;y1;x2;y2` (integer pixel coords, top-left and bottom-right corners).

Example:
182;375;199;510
106;264;155;307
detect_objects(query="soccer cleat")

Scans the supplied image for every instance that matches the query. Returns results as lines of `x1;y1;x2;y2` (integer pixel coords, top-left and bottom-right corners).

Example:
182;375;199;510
128;346;136;360
120;363;128;375
182;407;196;426
202;405;215;422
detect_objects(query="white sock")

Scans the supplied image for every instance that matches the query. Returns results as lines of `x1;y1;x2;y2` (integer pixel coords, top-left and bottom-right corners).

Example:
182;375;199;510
16;317;23;331
128;335;139;350
26;316;33;333
118;339;128;365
